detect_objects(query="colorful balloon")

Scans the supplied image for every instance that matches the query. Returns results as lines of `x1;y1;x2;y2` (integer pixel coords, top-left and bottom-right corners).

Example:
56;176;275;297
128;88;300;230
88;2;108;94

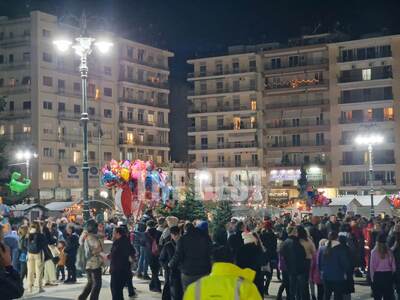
8;172;31;194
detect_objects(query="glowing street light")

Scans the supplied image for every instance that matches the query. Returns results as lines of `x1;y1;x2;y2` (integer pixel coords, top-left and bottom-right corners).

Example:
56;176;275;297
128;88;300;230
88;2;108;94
354;133;384;217
54;13;113;223
15;150;38;177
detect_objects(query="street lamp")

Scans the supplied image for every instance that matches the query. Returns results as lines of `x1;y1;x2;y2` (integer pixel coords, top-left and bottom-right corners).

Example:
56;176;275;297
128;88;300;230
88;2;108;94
15;150;38;178
355;134;384;217
53;14;113;223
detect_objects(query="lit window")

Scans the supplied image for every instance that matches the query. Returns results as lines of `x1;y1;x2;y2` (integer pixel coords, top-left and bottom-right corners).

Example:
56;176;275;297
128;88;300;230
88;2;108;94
362;68;371;81
95;88;101;100
384;107;394;120
23;125;31;133
156;155;162;164
251;100;257;111
73;151;81;163
0;125;4;135
126;132;134;144
233;117;241;130
367;109;372;121
42;171;53;181
148;113;154;124
250;116;256;128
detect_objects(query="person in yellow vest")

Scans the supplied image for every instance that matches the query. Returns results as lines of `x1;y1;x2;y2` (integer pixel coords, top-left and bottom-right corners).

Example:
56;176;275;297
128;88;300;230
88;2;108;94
183;246;262;300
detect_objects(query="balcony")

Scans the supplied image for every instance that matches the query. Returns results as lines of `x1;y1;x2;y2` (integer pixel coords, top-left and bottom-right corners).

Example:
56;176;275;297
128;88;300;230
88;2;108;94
338;117;394;125
265;99;329;110
0;35;30;46
188;105;254;114
188;68;257;79
120;56;169;71
0;110;31;120
188;123;257;132
190;160;260;168
337;49;392;63
0;61;30;71
265;79;328;91
264;58;328;72
119;117;169;128
188;85;257;97
1;132;31;141
340;180;396;187
118;76;169;90
267;159;329;168
118;139;169;148
340;159;395;166
118;97;169;109
58;111;101;122
338;71;392;83
0;85;31;95
267;140;330;149
266;120;329;129
339;94;393;105
188;141;258;151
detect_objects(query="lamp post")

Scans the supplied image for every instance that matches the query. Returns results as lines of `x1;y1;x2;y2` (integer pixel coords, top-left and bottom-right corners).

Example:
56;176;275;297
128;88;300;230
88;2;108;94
53;14;113;223
15;150;38;178
355;134;384;218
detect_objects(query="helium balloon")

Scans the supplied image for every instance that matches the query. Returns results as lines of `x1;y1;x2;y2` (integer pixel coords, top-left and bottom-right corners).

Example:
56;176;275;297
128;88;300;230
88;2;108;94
120;168;130;181
8;172;31;194
121;183;133;217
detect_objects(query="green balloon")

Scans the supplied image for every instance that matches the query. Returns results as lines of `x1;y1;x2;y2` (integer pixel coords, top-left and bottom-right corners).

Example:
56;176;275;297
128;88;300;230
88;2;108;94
8;172;31;194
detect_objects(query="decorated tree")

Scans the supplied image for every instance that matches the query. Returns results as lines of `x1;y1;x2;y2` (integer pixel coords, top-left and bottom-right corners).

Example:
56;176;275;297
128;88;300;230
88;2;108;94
211;200;232;232
297;165;308;199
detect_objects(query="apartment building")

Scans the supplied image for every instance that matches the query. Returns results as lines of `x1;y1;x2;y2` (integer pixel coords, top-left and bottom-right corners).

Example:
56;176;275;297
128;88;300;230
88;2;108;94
187;46;265;200
0;11;173;202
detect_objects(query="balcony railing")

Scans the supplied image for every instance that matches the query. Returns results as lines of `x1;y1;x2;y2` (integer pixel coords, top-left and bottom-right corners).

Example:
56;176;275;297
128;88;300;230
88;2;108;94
188;123;257;132
118;139;169;147
188;68;257;78
266;120;329;129
267;141;330;148
120;56;169;71
265;79;328;90
339;94;393;104
337;50;392;63
188;85;257;96
1;132;31;141
118;76;169;89
338;72;393;83
190;160;260;168
0;110;31;119
119;117;169;128
0;85;31;95
118;97;169;109
188;105;254;114
267;160;328;168
0;61;30;70
265;99;329;110
188;141;258;150
338;117;394;124
340;180;396;187
58;111;101;121
340;159;395;165
264;58;328;71
0;35;30;46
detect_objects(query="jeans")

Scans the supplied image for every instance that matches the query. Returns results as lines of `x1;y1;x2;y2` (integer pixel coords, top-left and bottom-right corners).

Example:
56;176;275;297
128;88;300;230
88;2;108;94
149;259;161;292
66;256;77;282
137;246;149;276
323;280;346;300
78;268;102;300
111;270;129;300
277;271;291;300
20;262;27;280
372;271;394;300
126;271;135;296
289;273;309;300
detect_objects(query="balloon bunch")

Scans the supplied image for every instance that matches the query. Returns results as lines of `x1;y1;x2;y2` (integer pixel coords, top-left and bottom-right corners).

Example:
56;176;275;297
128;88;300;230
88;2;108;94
101;159;171;217
306;186;331;207
7;172;31;194
390;193;400;209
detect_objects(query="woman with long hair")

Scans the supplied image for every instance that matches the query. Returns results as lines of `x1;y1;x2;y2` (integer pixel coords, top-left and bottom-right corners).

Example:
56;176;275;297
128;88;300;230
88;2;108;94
298;225;315;300
27;221;46;293
17;224;29;280
370;234;396;300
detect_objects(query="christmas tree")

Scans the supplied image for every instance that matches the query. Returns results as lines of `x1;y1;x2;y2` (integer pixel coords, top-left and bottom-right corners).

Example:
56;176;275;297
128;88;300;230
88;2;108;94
211;200;232;230
297;165;308;199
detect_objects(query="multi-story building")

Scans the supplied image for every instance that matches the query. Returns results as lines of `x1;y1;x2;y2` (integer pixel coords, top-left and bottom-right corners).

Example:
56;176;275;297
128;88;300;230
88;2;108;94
187;46;265;200
0;11;173;202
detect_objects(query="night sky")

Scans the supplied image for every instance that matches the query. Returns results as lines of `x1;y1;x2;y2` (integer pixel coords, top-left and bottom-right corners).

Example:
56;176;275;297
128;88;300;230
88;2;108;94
1;0;400;161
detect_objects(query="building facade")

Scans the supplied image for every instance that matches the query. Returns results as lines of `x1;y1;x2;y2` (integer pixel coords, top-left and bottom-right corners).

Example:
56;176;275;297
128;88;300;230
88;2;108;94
0;11;173;202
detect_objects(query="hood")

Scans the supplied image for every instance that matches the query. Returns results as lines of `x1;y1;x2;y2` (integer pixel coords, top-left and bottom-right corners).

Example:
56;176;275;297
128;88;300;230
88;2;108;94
211;262;256;282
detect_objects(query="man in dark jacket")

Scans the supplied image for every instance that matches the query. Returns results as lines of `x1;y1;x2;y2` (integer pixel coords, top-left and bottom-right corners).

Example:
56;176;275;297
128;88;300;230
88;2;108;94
227;221;244;258
169;222;212;292
279;224;308;300
110;226;136;300
146;220;162;292
0;243;24;300
64;224;79;283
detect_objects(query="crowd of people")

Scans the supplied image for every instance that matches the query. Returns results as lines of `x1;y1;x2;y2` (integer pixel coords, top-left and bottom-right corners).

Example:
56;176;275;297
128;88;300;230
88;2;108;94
1;209;400;299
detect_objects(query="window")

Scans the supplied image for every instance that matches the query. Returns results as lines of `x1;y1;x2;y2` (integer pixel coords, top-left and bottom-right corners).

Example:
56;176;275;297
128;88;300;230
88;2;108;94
21;76;31;85
216;63;223;75
234;154;241;167
42;29;51;37
43;101;52;110
73;82;81;92
88;107;95;115
104;66;112;76
89;151;96;160
200;82;207;94
43;76;53;87
8;32;13;38
127;109;133;120
104;152;112;161
0;78;3;87
103;87;112;97
0;125;4;135
23;101;31;110
289;56;299;67
42;171;53;181
127;47;133;59
232;61;240;73
217;136;224;148
57;79;65;91
104;109;112;118
23;52;30;62
43;147;53;157
251;100;257;111
138;110;144;121
199;65;207;76
9;101;14;111
138;49;145;61
249;60;257;72
218;155;225;166
316;133;325;145
251;154;258;165
216;81;223;92
201;156;208;164
73;151;81;163
271;58;281;69
74;104;81;113
0;55;3;64
23;125;31;133
201;137;208;149
249;79;256;89
384;107;394;120
233;80;240;91
126;132;134;144
57;103;65;113
362;68;371;81
292;134;300;146
58;149;65;159
42;52;52;63
148;113;154;124
9;54;14;63
0;33;3;40
95;88;100;100
233;117;241;130
217;117;224;130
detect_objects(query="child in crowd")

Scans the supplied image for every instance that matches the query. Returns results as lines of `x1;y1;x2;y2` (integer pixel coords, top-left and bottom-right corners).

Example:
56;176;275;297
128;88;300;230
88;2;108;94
57;241;66;281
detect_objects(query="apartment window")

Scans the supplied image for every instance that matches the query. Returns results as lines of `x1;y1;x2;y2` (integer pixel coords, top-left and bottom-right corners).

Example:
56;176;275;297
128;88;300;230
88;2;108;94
58;149;66;159
233;97;240;110
88;107;95;116
148;113;154;124
200;82;207;94
127;47;133;59
233;80;240;91
289;56;299;67
22;76;30;85
74;104;81;113
0;125;4;135
384;107;394;120
234;154;241;167
217;117;224;130
43;147;53;157
316;133;325;145
127;109;133;120
218;155;225;166
249;60;257;72
42;29;51;37
251;100;257;111
73;82;81;92
157;112;165;125
232;61;240;73
138;49;145;61
104;109;112;118
138;110;144;121
126;132;134;144
8;32;13;38
138;90;144;100
199;65;207;76
43;101;52;110
292;134;300;146
23;52;30;62
292;118;300;127
216;81;223;92
362;68;371;81
200;118;208;130
58;79;65;91
104;152;112;161
103;87;112;97
89;151;96;160
251;154;258;165
201;137;208;149
9;54;14;63
43;76;53;87
23;101;31;110
249;79;256;89
104;66;112;76
0;55;3;64
9;101;14;111
42;171;53;181
201;156;208;165
271;58;281;69
216;63;223;75
233;117;241;130
43;52;52;63
23;125;31;133
73;151;81;163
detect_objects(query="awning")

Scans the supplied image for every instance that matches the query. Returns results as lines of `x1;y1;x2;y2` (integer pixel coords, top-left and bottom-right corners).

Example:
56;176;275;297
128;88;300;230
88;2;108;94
282;109;301;119
302;108;321;118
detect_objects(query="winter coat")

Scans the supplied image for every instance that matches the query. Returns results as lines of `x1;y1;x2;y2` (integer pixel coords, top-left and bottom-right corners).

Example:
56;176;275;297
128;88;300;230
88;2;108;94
27;232;46;254
279;236;307;276
64;233;79;258
169;228;212;276
0;266;24;300
259;229;277;261
227;231;243;258
110;235;135;273
319;240;351;282
160;240;182;300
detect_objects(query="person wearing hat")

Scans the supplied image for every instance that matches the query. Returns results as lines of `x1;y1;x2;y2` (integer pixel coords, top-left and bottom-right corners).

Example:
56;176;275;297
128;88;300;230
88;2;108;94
370;234;396;300
235;232;264;296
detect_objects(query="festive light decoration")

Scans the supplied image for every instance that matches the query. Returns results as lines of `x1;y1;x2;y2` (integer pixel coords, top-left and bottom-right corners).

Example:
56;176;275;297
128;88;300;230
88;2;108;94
7;172;31;194
101;159;171;217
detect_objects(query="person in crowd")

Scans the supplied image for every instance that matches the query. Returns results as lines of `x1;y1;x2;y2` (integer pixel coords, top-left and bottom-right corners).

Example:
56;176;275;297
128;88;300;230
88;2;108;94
370;234;396;300
326;215;340;235
109;226;136;300
135;221;150;280
3;225;19;270
57;240;66;281
27;221;46;293
297;225;316;300
146;220;162;292
0;239;24;299
276;234;290;300
391;225;400;300
160;225;182;300
236;231;265;296
319;231;351;300
169;222;212;292
338;228;355;300
259;219;278;295
307;216;323;250
78;220;103;300
42;221;58;286
183;245;262;300
279;224;308;300
310;239;326;300
64;224;80;283
17;225;29;280
159;216;179;251
227;221;244;259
